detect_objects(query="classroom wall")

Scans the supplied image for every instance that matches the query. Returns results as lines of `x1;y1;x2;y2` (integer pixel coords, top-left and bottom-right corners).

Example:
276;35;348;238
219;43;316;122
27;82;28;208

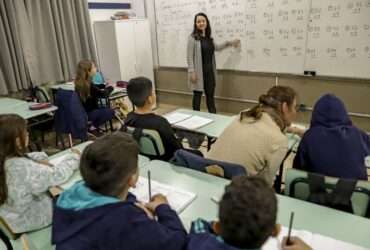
142;1;370;132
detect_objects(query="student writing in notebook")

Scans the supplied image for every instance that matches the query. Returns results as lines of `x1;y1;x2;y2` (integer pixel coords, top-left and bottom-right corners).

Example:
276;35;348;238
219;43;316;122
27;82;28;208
293;94;369;180
0;114;80;233
52;132;187;250
187;176;311;250
124;77;183;160
207;86;299;185
74;59;115;131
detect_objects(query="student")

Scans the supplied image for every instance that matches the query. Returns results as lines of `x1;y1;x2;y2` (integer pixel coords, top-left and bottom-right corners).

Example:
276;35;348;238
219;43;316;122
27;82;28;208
187;176;311;250
207;86;299;185
293;94;369;180
74;59;115;129
0;114;79;233
52;132;187;250
125;77;183;160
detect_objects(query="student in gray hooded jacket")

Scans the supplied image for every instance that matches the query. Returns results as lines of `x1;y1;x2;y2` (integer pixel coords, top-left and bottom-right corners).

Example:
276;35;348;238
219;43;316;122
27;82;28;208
187;12;240;113
0;114;80;233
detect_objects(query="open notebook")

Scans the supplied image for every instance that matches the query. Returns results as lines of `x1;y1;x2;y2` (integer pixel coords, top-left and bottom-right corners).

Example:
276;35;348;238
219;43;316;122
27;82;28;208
164;112;213;130
129;176;197;213
262;226;366;250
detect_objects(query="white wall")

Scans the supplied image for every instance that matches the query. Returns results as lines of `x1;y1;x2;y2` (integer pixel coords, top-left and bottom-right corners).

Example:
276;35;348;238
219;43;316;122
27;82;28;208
145;0;159;67
87;0;157;67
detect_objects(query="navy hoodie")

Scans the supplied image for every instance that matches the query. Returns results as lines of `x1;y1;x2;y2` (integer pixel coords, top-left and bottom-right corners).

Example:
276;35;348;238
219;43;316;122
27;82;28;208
52;181;187;250
293;94;369;180
186;219;261;250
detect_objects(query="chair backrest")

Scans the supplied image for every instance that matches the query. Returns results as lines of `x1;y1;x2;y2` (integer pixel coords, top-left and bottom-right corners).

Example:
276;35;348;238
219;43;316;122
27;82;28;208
172;149;247;179
0;217;18;243
285;168;370;217
125;127;165;158
34;86;51;103
54;89;88;140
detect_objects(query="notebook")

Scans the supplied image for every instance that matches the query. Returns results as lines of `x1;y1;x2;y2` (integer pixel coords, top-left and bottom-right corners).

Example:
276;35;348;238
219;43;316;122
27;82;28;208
163;112;192;125
174;115;213;130
262;226;366;250
129;176;197;213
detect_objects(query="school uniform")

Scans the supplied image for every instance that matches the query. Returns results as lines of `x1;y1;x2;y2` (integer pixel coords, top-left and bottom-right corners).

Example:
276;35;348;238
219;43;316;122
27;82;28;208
293;94;369;180
125;112;183;160
52;181;187;250
0;152;79;233
79;83;114;128
187;219;261;250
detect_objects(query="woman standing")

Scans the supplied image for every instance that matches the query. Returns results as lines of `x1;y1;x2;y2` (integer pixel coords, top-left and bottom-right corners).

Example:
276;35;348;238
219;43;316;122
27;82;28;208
187;13;239;113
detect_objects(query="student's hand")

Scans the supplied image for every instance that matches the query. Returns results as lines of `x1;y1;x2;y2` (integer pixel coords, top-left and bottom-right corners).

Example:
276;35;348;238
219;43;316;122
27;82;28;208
230;39;241;48
145;194;169;213
282;236;312;250
71;148;81;156
286;127;306;138
190;72;198;84
135;202;155;220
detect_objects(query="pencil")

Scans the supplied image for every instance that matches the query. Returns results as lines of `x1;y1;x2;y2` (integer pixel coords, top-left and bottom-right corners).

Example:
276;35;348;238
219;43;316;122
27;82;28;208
287;212;295;245
148;170;152;202
68;134;73;148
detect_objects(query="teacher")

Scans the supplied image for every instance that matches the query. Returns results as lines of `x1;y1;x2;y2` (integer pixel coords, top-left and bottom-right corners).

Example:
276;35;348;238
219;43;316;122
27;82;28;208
187;12;240;113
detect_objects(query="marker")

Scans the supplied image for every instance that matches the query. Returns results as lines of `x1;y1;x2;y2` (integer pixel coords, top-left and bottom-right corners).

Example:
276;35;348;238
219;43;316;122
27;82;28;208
287;212;295;245
148;170;152;202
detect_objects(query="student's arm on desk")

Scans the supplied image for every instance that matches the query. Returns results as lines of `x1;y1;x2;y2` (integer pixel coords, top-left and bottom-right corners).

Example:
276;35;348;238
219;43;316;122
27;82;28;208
136;195;187;249
29;153;80;194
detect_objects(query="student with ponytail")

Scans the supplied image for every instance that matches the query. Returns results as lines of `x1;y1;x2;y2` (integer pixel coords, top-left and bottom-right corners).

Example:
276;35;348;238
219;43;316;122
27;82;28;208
0;114;80;233
207;86;299;185
75;60;115;129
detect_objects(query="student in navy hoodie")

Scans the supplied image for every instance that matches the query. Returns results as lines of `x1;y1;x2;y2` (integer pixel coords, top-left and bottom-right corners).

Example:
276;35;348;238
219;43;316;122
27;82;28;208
187;176;312;250
52;132;187;250
293;94;369;180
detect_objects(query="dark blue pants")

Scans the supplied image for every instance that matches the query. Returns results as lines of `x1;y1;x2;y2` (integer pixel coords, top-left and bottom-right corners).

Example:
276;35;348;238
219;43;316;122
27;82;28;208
88;108;114;128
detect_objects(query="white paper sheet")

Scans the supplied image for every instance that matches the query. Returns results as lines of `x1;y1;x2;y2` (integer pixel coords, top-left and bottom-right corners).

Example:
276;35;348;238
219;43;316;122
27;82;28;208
163;112;192;125
130;176;197;213
174;115;213;130
263;226;366;250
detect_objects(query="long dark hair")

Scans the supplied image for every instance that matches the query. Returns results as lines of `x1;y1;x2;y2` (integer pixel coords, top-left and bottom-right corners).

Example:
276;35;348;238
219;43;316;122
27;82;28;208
0;114;28;205
192;12;213;40
75;60;94;102
240;86;297;131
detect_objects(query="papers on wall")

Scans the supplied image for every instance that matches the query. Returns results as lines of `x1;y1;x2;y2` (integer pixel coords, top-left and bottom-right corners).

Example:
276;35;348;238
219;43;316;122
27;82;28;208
130;176;197;213
263;226;366;250
164;112;214;130
164;112;192;124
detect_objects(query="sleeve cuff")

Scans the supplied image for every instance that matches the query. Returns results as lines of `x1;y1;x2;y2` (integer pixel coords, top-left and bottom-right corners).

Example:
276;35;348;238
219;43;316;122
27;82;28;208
155;203;173;214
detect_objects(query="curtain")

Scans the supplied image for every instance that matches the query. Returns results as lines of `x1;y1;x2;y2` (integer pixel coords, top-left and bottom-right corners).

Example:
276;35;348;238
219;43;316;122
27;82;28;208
0;0;96;95
0;0;30;95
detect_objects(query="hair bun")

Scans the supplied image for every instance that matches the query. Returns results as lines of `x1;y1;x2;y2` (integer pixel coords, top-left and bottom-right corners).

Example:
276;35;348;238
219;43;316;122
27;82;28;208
259;94;279;107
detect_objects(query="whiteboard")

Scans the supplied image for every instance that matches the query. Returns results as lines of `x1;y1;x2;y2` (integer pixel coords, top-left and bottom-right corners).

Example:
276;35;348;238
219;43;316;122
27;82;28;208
155;0;310;74
155;0;370;78
304;0;370;78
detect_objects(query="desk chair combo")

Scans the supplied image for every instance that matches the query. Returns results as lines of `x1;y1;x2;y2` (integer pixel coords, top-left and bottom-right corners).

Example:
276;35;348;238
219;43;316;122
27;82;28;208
285;168;370;218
